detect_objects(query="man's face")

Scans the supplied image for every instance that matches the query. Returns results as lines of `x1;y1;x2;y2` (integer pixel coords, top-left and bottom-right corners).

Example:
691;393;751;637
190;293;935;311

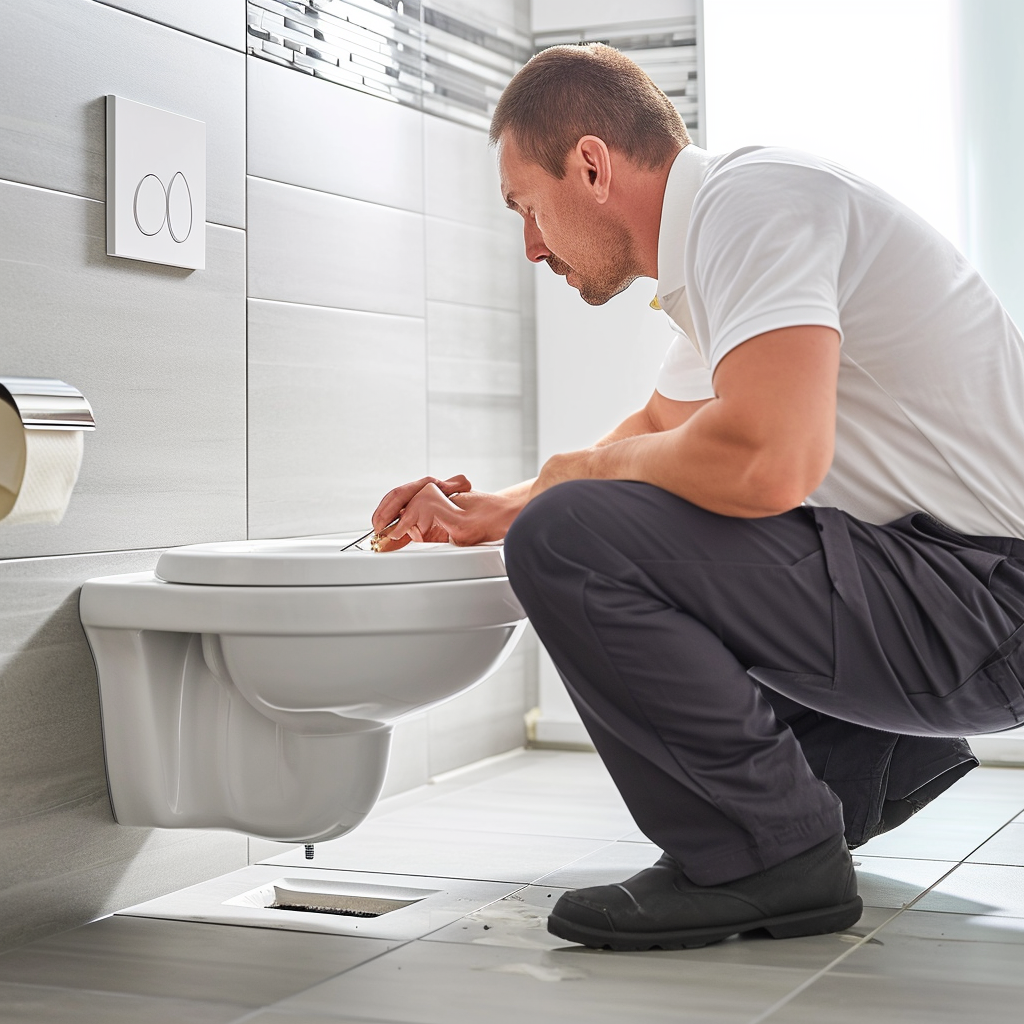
498;137;641;306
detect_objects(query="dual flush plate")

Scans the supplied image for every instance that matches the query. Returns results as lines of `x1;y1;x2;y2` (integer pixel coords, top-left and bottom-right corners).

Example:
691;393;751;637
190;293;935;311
105;95;206;270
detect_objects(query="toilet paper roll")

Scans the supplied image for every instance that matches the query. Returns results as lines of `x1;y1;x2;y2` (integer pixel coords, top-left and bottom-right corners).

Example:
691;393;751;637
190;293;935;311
0;397;84;526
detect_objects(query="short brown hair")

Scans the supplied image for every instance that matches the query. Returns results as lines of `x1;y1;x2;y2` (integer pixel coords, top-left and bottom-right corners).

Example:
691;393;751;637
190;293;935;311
489;43;690;179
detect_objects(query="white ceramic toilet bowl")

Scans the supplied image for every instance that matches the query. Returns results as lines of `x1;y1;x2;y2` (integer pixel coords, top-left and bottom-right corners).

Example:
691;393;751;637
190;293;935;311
80;538;528;843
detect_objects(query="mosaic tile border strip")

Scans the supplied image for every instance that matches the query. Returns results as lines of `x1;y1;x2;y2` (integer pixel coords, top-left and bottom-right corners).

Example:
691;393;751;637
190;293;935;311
247;0;700;136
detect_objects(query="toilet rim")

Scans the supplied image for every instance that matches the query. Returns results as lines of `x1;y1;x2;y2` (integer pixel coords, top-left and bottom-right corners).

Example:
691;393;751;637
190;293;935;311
80;572;527;636
154;537;509;588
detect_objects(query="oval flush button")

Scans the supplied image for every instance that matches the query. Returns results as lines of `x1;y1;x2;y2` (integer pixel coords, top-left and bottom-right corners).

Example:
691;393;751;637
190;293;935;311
133;173;166;236
166;171;193;243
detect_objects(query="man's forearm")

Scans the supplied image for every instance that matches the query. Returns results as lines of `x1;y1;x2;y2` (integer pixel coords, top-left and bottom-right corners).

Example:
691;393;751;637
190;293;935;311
497;477;536;505
594;408;658;447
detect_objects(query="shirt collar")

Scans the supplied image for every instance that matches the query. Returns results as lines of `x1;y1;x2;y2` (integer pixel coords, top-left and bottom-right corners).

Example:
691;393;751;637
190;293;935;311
656;144;717;302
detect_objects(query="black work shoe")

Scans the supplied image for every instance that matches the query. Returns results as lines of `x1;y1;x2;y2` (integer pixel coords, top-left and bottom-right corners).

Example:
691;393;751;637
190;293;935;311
547;834;861;951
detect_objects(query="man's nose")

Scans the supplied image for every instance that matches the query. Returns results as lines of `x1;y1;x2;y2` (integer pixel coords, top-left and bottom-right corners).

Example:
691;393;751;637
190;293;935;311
524;215;550;263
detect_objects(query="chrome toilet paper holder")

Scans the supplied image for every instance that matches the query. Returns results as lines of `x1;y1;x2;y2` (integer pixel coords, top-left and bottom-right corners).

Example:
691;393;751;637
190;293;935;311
0;377;96;431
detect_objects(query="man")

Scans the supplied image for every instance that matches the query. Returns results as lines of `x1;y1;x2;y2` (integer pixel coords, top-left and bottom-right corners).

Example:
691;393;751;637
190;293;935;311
371;44;1024;950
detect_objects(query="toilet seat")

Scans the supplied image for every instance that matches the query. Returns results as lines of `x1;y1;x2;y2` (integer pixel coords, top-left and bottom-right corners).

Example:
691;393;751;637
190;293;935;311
155;538;507;587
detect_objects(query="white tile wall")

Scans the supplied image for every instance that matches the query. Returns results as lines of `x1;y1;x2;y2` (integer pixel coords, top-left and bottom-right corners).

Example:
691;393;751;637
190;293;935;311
440;0;531;33
425;216;522;310
0;181;247;559
428;393;526;493
247;298;428;537
0;0;249;952
247;176;426;316
248;57;425;212
427;639;533;775
0;549;247;951
94;0;245;50
427;301;523;396
0;0;245;226
424;116;505;230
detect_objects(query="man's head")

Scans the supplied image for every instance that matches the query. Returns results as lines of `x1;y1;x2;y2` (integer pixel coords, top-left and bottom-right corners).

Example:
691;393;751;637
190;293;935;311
491;44;690;305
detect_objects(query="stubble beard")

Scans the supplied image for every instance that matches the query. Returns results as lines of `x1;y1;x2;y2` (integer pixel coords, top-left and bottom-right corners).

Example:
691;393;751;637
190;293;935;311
546;219;643;306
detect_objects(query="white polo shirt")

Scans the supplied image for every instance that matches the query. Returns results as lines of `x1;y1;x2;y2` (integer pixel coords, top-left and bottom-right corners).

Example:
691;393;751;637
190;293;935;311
654;144;1024;539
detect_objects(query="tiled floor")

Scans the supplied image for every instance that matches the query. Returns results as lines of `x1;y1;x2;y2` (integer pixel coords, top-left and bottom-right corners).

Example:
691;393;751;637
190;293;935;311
1;749;1023;1023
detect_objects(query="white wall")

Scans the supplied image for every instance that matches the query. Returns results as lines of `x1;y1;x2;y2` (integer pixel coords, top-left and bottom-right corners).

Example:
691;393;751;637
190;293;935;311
956;0;1024;329
532;0;696;32
702;0;961;247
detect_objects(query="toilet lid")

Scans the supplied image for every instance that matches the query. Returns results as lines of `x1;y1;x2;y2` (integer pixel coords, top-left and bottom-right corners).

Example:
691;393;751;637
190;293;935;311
155;537;509;587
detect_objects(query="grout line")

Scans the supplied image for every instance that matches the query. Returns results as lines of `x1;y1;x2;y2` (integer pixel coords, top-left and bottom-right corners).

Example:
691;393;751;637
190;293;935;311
247;295;426;321
428;747;528;784
88;0;244;55
227;937;421;1024
747;906;908;1024
750;822;1018;1024
246;172;425;217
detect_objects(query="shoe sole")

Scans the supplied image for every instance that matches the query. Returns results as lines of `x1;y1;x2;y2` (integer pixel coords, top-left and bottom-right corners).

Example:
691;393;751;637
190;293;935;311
547;896;864;951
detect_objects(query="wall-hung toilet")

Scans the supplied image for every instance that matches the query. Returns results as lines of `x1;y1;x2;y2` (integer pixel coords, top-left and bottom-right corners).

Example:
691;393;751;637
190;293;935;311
79;539;527;843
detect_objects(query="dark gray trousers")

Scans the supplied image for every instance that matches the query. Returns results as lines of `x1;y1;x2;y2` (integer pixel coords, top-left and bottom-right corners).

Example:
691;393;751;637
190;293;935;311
504;481;1024;885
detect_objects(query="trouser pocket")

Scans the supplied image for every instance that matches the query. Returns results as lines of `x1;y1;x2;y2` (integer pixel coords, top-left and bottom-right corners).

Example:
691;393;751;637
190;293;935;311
906;621;1024;735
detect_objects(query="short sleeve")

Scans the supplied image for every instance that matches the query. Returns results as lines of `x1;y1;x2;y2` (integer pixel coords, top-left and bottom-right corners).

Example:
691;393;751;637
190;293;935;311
688;160;846;374
654;330;716;401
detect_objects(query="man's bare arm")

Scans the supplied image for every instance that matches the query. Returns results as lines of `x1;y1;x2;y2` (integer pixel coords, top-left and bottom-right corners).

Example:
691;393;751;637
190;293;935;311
532;325;841;518
372;390;704;547
595;391;714;446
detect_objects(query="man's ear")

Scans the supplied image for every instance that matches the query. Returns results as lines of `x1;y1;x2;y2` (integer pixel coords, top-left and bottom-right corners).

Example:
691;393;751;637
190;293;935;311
573;136;612;204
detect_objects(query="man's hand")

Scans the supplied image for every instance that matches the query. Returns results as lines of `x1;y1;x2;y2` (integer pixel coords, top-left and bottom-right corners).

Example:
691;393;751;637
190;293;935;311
371;474;524;551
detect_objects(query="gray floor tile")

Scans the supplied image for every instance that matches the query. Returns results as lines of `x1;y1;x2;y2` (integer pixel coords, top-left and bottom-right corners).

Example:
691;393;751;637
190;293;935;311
761;972;1024;1024
424;885;896;971
620;829;653;843
836;906;1024;984
272;937;817;1024
533;840;661;889
374;750;637;841
852;856;958;908
966;821;1024;865
934;765;1024;802
377;784;637;841
852;808;1017;861
0;915;387;1008
422;885;570;953
911;861;1024;917
262;821;612;885
0;981;244;1024
241;1014;388;1024
873;906;1024;944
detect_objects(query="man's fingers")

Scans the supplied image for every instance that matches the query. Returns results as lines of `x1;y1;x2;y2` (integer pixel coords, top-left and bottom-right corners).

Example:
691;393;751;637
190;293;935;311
386;484;466;546
372;476;445;532
438;474;472;496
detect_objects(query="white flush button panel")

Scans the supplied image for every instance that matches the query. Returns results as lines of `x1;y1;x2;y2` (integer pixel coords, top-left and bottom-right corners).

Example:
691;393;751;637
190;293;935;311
106;95;206;270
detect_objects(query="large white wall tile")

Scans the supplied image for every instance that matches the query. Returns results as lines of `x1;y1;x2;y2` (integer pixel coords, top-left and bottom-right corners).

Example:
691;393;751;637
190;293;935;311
427;640;531;776
0;548;247;951
427;302;522;396
0;181;246;559
380;716;431;799
425;117;504;229
248;177;426;317
94;0;245;50
425;217;522;310
248;57;425;212
440;0;530;33
247;299;428;537
428;393;525;493
0;0;245;227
